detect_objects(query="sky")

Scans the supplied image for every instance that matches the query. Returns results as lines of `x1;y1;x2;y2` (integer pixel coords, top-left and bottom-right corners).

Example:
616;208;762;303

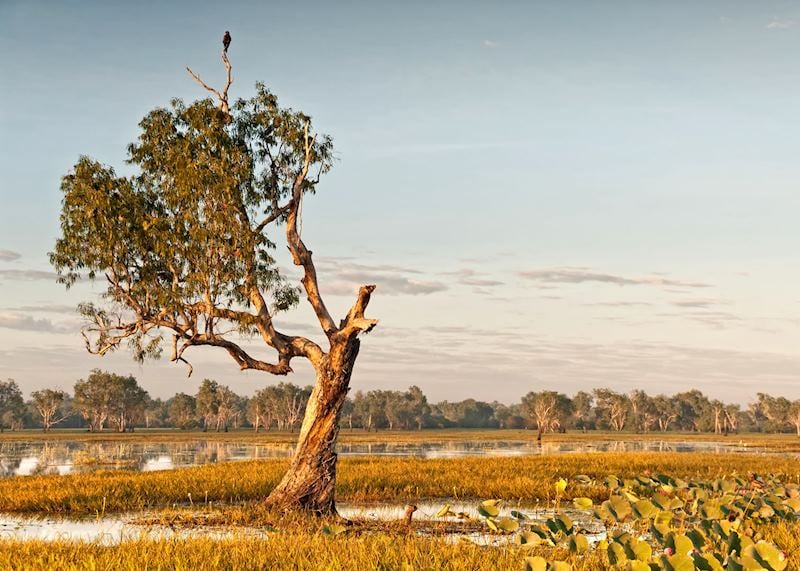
0;0;799;404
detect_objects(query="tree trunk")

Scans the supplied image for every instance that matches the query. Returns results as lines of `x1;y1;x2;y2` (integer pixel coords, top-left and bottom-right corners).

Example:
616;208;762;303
264;338;359;516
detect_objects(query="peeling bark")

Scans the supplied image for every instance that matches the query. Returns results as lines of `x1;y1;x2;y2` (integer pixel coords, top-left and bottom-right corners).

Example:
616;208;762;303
265;338;360;515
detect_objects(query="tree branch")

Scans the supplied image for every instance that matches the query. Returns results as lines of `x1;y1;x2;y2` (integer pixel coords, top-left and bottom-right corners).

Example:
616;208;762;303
285;123;337;338
186;48;233;114
339;284;379;339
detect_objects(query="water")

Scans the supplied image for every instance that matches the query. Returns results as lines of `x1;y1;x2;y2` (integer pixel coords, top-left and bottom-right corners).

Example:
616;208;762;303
0;513;265;543
0;501;603;545
0;439;769;478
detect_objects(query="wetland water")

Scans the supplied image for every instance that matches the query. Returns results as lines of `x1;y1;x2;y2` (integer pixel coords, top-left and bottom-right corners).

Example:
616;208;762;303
0;439;771;478
0;502;600;545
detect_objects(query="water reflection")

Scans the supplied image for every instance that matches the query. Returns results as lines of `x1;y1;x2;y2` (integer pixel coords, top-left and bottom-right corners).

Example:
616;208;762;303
0;501;601;545
0;513;263;543
0;438;770;478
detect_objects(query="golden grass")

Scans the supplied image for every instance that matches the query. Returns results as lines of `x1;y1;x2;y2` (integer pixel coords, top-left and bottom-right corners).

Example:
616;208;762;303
2;452;799;515
2;428;800;448
0;533;604;571
1;522;798;571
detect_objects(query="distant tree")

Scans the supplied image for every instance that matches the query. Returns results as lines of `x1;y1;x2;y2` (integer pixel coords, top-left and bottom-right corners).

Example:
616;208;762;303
73;370;147;432
277;383;310;432
73;370;113;431
672;390;711;431
247;388;274;432
593;389;630;431
571;391;594;432
30;389;70;432
521;391;572;440
340;397;355;431
434;399;496;429
710;400;725;435
0;380;25;432
215;385;238;432
724;403;741;434
143;397;169;429
106;375;149;432
169;393;198;429
196;379;220;432
405;386;431;430
789;401;800;436
353;390;386;432
652;395;678;432
754;393;791;433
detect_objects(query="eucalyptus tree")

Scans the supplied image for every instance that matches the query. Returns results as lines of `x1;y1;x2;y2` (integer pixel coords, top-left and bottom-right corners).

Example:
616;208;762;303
652;394;678;432
754;393;791;433
788;401;800;436
73;370;113;431
49;43;377;514
30;389;70;432
247;388;274;432
196;379;221;431
214;384;239;432
168;393;198;429
570;391;594;432
106;375;149;432
593;389;630;432
521;390;572;440
0;379;25;432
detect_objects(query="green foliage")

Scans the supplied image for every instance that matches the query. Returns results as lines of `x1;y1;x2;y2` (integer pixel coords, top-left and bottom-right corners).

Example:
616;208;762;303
50;83;333;361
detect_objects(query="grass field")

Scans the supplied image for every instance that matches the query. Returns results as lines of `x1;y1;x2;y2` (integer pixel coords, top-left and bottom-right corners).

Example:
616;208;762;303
3;433;800;569
1;451;799;514
1;427;799;448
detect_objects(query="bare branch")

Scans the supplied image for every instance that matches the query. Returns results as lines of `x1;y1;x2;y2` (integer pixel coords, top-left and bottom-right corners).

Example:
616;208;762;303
286;123;337;338
186;48;233;114
339;284;379;339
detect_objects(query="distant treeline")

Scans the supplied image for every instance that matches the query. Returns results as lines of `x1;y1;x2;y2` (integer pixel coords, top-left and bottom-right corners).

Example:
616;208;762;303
1;370;799;434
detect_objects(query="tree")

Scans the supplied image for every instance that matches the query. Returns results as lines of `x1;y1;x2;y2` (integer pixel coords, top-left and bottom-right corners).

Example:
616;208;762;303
672;390;711;432
754;393;791;433
169;393;197;429
571;391;594;432
107;375;149;432
652;394;678;432
0;380;25;432
405;386;431;430
353;390;386;432
521;391;572;440
247;388;273;432
31;389;70;432
214;385;239;432
73;370;147;432
50;40;378;515
73;370;113;431
788;401;800;436
593;389;630;431
196;379;220;432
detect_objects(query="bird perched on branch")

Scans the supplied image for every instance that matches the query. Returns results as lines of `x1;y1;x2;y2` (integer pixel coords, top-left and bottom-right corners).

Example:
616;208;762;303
223;31;232;53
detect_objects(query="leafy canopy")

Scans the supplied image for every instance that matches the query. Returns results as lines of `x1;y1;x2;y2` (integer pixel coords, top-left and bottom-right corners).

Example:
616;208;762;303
50;85;333;367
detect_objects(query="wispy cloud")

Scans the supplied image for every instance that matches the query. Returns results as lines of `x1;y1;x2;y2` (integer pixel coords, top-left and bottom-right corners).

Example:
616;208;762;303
315;258;447;296
671;299;729;309
4;304;78;314
766;18;794;29
0;269;58;281
482;39;500;48
440;268;504;288
0;314;75;333
519;267;709;289
584;301;653;307
0;250;21;262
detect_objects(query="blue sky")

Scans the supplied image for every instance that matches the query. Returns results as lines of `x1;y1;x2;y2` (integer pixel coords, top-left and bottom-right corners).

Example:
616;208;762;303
1;1;799;403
